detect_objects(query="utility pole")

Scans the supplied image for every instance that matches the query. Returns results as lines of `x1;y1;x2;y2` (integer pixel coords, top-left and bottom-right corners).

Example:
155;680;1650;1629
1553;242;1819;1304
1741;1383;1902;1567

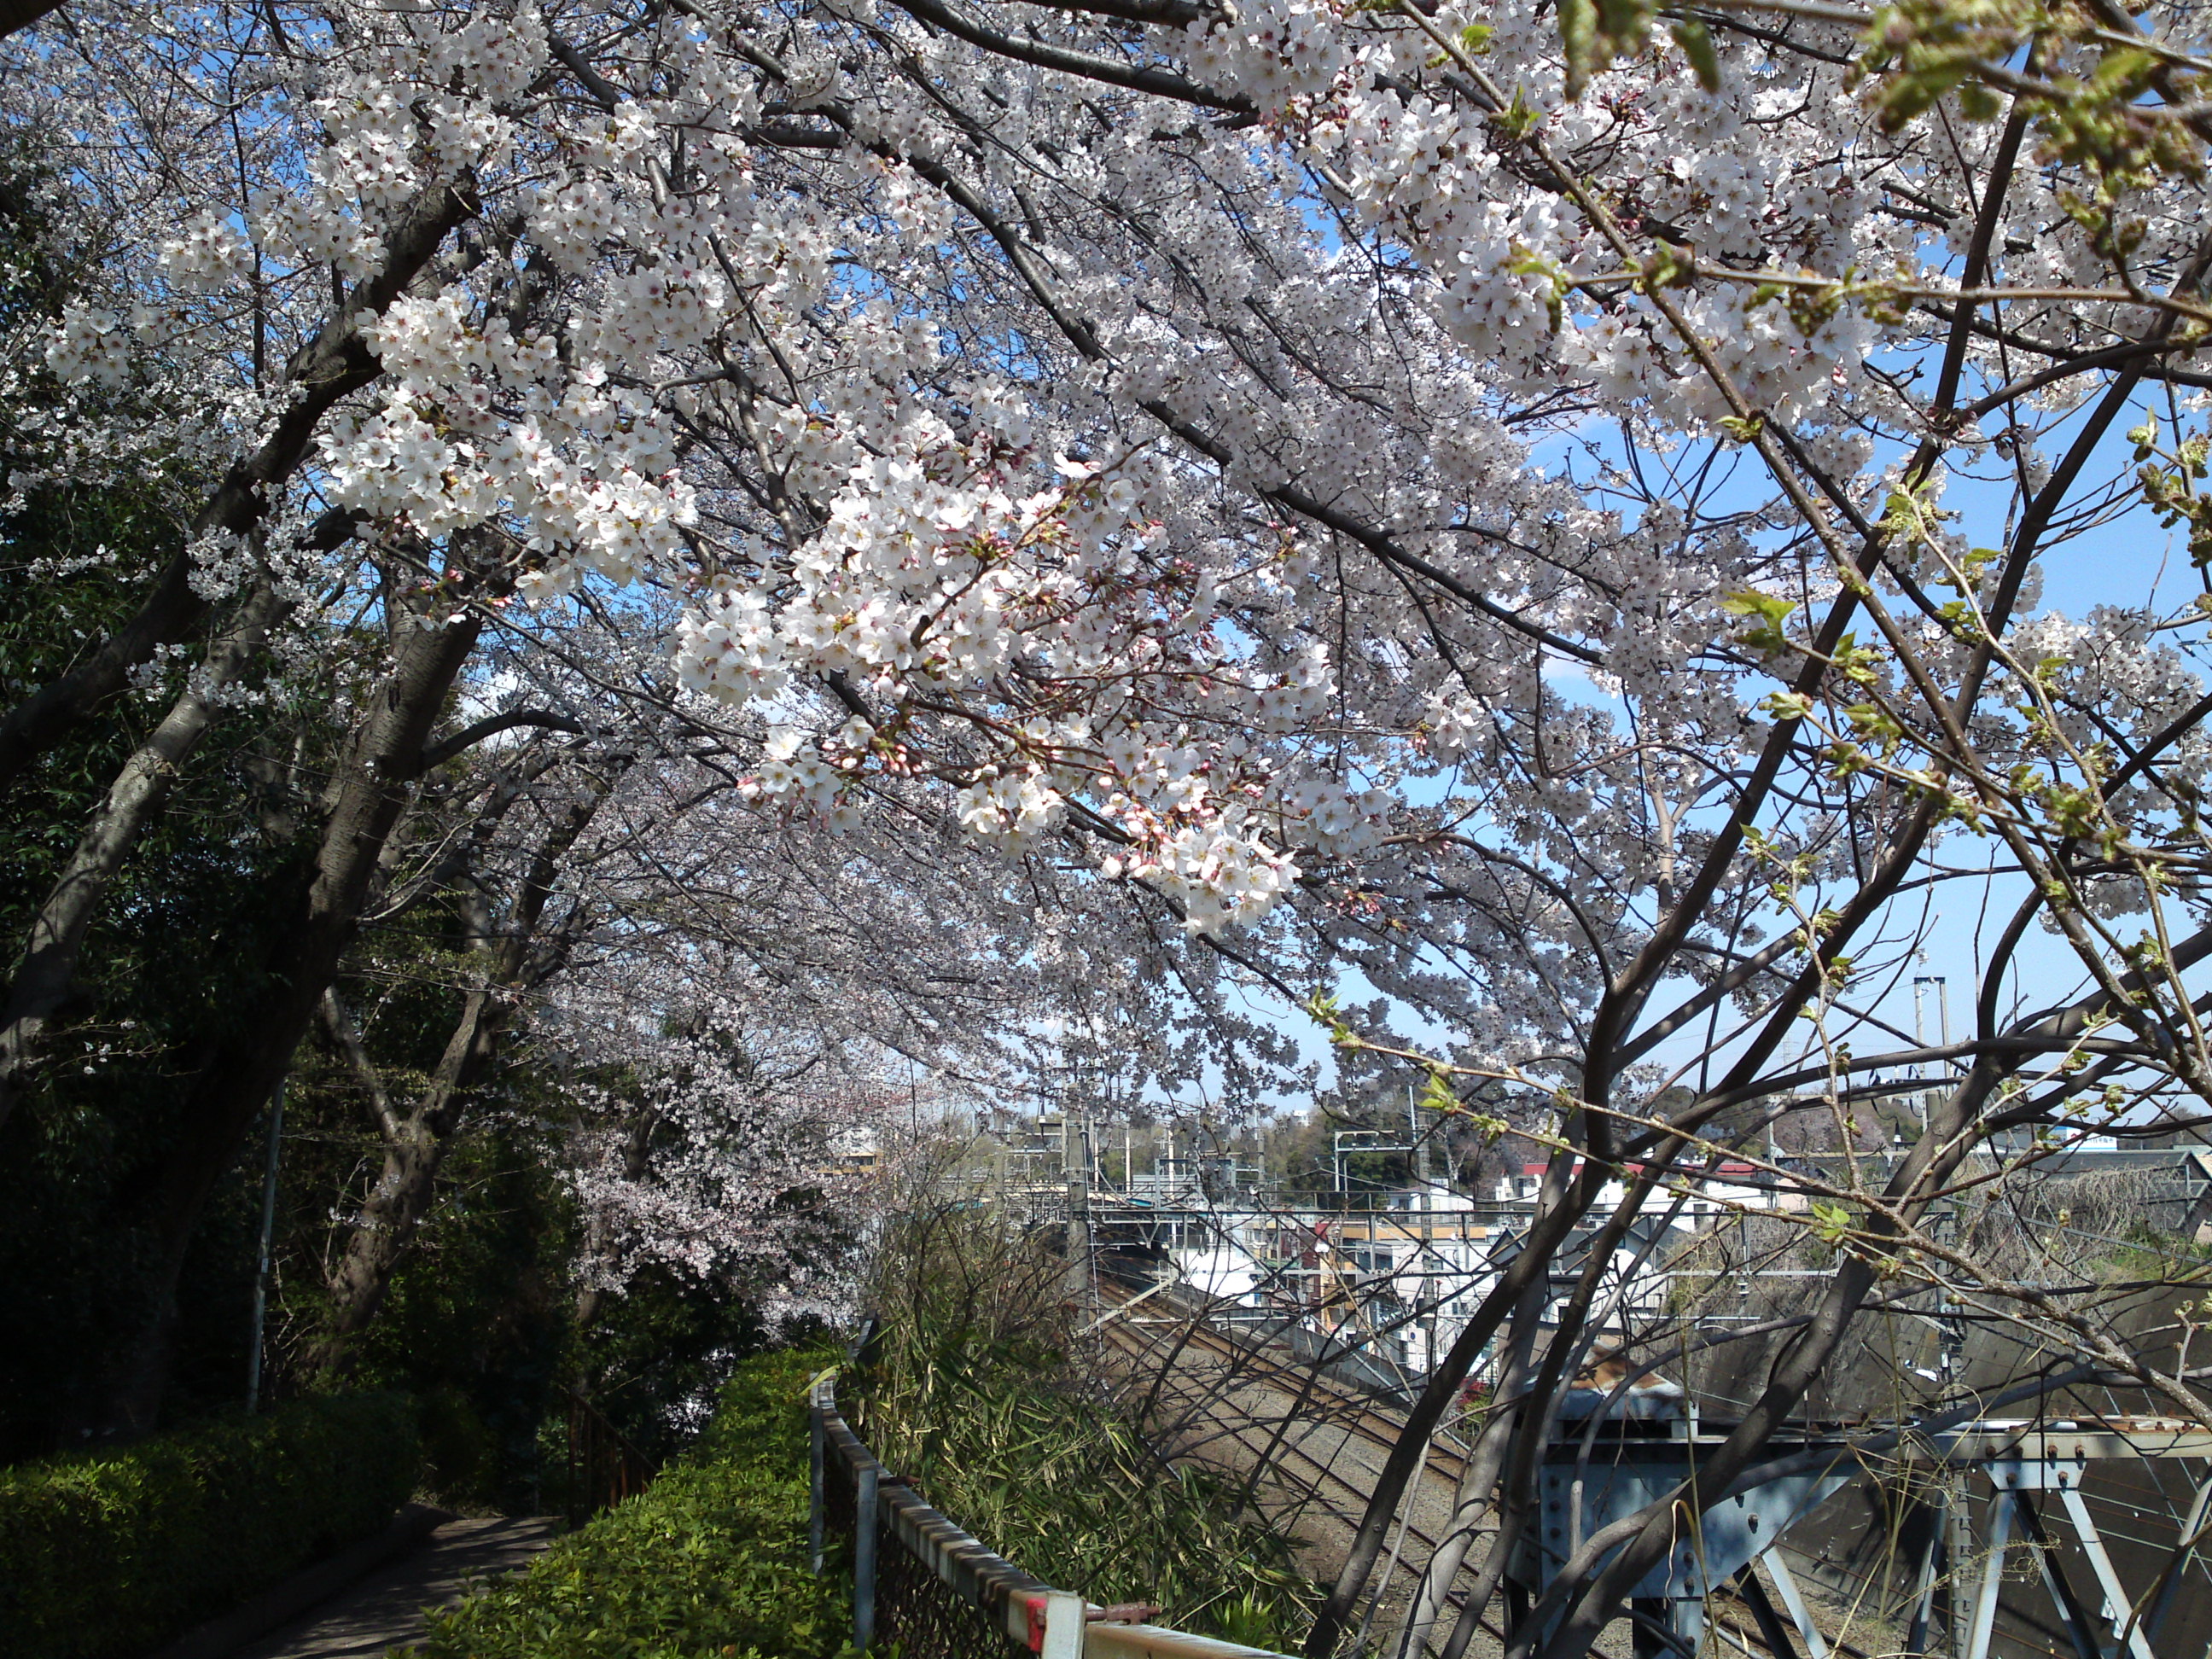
1065;1108;1091;1309
1913;973;1949;1134
1912;974;1952;1051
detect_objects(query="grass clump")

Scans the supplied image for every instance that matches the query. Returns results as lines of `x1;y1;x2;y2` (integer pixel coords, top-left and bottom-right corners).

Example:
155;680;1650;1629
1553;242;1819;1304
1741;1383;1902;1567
859;1209;1317;1652
411;1347;847;1659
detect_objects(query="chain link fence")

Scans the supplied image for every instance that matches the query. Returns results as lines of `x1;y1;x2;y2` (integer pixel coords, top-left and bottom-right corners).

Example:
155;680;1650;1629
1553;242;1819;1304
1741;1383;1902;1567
809;1369;1290;1659
813;1367;1039;1657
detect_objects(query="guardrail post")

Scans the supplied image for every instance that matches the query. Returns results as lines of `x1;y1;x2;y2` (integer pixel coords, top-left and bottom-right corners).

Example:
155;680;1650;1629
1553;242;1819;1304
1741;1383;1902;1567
1041;1590;1086;1659
809;1399;825;1575
854;1464;880;1652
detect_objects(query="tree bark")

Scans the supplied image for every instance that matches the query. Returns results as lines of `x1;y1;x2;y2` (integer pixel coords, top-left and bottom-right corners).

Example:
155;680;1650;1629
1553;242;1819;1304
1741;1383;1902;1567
0;580;288;1128
1301;1144;1594;1658
91;604;484;1435
1516;944;2190;1659
0;175;473;797
315;763;620;1371
318;984;504;1365
0;0;60;37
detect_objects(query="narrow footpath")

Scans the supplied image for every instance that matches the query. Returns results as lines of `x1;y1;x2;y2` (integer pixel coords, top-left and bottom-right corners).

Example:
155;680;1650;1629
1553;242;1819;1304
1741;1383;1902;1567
224;1516;558;1659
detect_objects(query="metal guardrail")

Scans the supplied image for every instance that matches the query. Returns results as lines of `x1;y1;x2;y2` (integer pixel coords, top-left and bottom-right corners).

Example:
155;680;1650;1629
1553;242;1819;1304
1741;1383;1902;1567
808;1369;1298;1659
566;1388;655;1527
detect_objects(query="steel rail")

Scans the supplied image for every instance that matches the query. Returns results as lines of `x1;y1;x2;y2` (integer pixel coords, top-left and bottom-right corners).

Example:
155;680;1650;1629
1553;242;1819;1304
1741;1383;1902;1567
1091;1307;1484;1642
1100;1315;1452;1549
1090;1278;1474;1488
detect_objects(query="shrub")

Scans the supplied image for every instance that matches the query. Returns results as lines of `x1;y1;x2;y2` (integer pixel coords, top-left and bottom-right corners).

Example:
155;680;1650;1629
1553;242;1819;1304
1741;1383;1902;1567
411;1348;848;1659
0;1392;422;1659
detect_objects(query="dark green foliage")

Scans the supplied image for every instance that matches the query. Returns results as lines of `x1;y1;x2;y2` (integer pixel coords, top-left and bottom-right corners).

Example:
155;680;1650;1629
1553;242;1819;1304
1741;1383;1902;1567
286;1107;574;1513
0;1392;421;1659
571;1261;774;1465
0;130;818;1476
0;208;338;1447
411;1347;849;1659
0;626;329;1451
864;1212;1316;1650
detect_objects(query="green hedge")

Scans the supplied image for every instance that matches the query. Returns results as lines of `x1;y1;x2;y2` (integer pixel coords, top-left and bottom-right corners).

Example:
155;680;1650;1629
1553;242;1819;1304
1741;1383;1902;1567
411;1348;848;1659
0;1392;422;1659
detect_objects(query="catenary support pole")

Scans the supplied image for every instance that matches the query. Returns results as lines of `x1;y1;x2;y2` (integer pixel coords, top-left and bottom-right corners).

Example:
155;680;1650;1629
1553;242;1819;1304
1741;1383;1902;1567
1965;1487;2015;1659
2058;1482;2158;1659
1763;1549;1830;1659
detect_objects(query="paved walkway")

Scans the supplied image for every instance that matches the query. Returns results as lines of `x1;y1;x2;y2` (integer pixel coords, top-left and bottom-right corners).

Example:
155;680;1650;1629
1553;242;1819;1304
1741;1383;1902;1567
226;1516;559;1659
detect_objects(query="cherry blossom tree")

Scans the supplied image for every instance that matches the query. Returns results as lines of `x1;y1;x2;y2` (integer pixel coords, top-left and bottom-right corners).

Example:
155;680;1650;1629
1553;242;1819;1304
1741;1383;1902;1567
9;0;2212;1648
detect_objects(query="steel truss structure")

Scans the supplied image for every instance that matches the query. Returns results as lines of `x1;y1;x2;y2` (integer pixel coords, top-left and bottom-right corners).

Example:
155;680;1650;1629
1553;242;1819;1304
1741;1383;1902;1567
1516;1419;2212;1659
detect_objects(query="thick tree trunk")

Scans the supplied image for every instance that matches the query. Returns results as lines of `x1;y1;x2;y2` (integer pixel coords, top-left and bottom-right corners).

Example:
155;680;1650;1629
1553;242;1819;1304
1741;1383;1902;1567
316;765;620;1372
1393;1277;1550;1658
91;607;484;1435
1302;1145;1592;1658
319;986;503;1364
0;580;288;1128
0;176;473;797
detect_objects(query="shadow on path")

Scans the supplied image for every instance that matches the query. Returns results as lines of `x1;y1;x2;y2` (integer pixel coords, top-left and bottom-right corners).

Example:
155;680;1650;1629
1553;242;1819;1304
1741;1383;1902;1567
225;1516;558;1659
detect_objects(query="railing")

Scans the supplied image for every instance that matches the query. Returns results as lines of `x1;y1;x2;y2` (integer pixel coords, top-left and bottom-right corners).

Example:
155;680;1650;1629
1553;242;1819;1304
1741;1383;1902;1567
808;1370;1297;1659
566;1388;655;1527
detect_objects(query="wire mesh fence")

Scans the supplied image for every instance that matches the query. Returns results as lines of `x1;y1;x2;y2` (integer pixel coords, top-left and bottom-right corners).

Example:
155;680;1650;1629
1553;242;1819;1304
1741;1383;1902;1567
809;1367;1289;1659
875;1505;1038;1659
814;1367;1052;1658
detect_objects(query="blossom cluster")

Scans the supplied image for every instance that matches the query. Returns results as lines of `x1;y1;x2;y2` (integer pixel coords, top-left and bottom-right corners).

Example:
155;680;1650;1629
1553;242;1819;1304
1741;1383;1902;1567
10;0;2212;1119
672;416;1344;926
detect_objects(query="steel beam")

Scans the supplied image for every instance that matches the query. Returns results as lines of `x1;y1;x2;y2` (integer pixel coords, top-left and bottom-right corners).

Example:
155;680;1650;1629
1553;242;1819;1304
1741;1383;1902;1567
1905;1495;1941;1658
1964;1486;2014;1659
2009;1482;2105;1659
1762;1548;1830;1659
1735;1564;1805;1659
2058;1481;2158;1659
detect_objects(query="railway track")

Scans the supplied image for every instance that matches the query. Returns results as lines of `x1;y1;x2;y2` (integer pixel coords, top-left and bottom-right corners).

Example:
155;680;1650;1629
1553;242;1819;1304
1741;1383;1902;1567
1088;1278;1487;1643
1086;1280;1834;1659
1090;1278;1473;1486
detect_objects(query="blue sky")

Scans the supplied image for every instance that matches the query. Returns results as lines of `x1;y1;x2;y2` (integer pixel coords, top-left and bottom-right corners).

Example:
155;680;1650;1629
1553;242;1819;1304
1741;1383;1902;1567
1187;375;2212;1131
